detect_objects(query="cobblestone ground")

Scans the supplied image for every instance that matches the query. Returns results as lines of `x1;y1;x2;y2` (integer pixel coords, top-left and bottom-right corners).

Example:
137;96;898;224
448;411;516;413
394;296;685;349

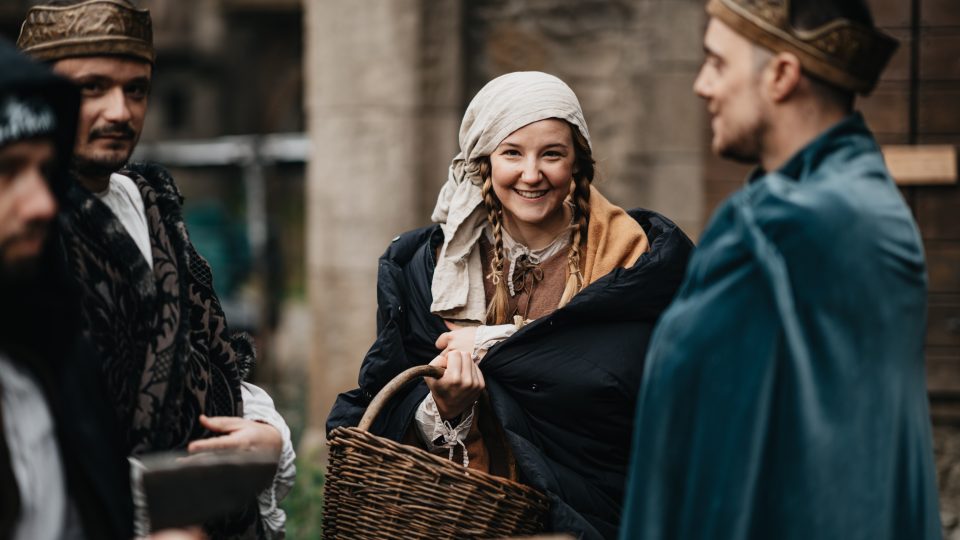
937;426;960;539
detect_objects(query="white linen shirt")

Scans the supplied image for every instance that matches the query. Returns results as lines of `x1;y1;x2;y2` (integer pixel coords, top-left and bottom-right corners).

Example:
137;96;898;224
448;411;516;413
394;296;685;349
95;173;153;268
0;352;75;540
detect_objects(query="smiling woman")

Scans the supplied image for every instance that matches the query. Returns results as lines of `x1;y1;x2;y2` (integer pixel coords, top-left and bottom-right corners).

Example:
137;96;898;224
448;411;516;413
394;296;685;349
481;117;593;325
488;119;576;245
328;71;694;538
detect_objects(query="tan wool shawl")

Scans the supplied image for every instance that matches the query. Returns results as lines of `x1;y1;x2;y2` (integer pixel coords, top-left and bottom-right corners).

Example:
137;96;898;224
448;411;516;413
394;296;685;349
577;186;649;291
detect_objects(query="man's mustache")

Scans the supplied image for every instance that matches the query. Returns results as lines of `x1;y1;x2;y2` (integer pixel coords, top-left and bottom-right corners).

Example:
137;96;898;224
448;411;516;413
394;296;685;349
89;123;136;140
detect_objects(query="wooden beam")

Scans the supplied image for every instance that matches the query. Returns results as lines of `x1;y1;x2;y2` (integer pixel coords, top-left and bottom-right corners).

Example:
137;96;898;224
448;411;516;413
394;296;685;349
883;144;958;185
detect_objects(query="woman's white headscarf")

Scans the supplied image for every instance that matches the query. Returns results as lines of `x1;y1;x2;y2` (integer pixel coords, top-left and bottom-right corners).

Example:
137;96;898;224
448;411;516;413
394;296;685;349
430;71;592;322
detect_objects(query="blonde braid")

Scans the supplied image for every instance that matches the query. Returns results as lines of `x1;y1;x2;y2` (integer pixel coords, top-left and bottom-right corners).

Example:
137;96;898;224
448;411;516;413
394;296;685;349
480;161;511;324
559;174;591;307
558;125;595;308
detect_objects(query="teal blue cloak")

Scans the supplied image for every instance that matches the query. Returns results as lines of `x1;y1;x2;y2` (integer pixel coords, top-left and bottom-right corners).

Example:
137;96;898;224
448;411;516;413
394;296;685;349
620;114;941;540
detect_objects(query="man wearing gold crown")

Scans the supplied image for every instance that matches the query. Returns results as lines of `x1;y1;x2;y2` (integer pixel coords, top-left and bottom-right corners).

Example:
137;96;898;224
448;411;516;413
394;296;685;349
619;0;941;538
17;1;295;538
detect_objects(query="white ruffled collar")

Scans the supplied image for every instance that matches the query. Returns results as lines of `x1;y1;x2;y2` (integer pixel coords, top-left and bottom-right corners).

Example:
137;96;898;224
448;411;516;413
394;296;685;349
484;221;572;296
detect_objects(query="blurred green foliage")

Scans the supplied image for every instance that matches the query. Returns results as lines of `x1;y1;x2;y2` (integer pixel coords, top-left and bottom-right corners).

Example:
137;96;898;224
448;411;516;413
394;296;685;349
281;455;324;538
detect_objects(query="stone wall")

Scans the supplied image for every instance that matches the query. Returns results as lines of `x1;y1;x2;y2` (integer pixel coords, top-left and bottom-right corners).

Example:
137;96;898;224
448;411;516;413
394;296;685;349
464;0;706;237
937;426;960;537
302;0;464;447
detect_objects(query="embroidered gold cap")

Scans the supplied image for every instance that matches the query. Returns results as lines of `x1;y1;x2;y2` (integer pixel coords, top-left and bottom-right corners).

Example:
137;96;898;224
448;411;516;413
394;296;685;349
706;0;898;95
17;0;154;64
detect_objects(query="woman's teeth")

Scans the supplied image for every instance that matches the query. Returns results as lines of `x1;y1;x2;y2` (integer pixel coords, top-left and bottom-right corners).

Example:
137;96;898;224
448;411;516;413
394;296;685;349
515;189;547;199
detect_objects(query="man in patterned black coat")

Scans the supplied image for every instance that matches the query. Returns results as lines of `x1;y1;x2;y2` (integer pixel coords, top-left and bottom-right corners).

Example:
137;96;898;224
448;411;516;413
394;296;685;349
17;1;296;538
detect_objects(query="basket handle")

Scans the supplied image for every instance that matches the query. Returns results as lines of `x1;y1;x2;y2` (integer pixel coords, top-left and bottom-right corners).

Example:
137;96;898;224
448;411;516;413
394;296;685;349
357;364;445;431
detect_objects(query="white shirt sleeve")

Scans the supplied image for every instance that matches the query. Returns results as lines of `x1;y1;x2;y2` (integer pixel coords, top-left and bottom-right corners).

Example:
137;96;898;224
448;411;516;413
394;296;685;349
411;323;516;468
0;354;70;540
413;393;476;467
241;382;296;539
472;323;518;361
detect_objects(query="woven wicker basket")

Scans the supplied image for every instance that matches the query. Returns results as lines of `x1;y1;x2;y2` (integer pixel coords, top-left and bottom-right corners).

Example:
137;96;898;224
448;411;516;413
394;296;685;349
323;365;550;539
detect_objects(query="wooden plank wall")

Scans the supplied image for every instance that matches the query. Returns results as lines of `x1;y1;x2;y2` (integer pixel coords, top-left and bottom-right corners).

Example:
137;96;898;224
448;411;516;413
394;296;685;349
909;0;960;420
701;0;960;420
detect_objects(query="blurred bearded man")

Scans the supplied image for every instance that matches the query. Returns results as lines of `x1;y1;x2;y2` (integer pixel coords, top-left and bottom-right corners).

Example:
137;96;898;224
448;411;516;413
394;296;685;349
0;39;133;540
620;0;941;539
18;1;295;538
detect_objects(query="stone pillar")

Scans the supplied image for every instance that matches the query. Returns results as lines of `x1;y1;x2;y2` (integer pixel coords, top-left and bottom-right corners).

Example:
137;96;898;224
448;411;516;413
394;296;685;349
635;0;707;239
302;0;462;453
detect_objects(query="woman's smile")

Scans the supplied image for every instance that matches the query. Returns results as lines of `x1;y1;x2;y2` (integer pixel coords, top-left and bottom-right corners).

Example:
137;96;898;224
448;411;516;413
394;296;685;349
514;187;549;200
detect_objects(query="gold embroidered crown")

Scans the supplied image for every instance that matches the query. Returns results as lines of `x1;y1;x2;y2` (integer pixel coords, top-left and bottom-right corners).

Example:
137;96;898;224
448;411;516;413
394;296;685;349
17;0;154;64
707;0;898;95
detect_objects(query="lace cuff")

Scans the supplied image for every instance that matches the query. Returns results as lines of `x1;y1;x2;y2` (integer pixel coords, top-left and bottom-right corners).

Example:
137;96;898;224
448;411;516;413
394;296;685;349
414;393;476;467
241;382;296;539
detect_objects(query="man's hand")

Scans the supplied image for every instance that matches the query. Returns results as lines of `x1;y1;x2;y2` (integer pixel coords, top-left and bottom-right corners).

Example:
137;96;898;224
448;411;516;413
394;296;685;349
187;415;282;460
436;324;479;359
424;351;484;421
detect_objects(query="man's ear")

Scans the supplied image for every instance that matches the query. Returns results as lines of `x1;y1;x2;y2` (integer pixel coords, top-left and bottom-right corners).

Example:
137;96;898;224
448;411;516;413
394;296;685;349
764;52;802;102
